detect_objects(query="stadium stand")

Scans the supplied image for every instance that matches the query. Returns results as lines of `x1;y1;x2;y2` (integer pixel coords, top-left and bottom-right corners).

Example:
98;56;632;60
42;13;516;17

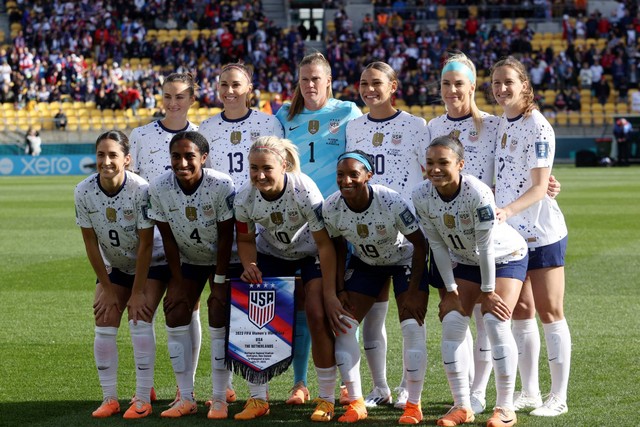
0;0;638;136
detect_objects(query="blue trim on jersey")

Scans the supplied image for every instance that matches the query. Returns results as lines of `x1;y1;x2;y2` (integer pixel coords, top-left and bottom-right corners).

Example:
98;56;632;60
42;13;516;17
157;120;192;133
366;109;402;123
221;109;253;123
97;173;127;198
446;112;473;122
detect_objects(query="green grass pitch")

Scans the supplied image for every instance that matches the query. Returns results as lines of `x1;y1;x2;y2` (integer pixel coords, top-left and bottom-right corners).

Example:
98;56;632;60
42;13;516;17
1;166;639;426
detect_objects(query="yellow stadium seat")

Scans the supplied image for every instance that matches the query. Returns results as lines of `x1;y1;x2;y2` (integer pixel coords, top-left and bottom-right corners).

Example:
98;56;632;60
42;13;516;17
555;113;568;126
617;104;628;114
579;112;592;126
568;114;581;126
502;19;513;30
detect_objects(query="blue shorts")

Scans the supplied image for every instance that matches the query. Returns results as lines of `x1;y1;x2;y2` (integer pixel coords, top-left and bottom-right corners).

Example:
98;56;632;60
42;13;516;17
344;256;430;298
453;254;529;284
182;263;216;286
98;268;135;289
148;264;171;282
528;235;567;270
256;252;321;284
427;247;445;289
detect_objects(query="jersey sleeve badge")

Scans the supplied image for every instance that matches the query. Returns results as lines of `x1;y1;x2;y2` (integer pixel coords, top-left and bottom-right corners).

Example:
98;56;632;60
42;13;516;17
400;208;416;227
477;205;495;222
535;141;549;159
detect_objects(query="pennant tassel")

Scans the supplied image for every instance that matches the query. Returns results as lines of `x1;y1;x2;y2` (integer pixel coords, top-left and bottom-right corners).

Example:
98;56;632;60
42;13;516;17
226;356;293;383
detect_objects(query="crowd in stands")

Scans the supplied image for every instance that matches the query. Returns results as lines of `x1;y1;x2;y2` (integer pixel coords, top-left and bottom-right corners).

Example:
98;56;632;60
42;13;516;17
1;0;305;111
1;0;640;119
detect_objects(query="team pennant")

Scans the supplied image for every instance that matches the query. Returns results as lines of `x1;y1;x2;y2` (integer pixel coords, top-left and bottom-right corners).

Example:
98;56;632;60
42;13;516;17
226;277;295;383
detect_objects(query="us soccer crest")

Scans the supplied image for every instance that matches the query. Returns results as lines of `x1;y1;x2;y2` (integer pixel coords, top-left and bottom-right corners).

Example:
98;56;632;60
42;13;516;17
308;120;319;135
468;130;479;142
105;207;117;222
501;133;508;149
357;224;369;238
375;223;387;236
329;119;340;134
248;289;276;329
287;210;299;222
185;206;198;221
203;203;214;217
391;133;402;145
250;131;260;142
443;213;456;229
230;131;242;145
372;132;384;147
270;212;284;225
123;207;134;221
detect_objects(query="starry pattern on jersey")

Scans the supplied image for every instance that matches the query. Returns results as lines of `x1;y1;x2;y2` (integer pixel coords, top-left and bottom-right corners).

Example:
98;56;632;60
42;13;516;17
412;174;527;266
148;168;235;265
234;173;325;261
493;110;567;247
129;120;198;183
75;171;155;274
346;110;429;202
276;98;362;197
323;184;419;266
200;109;284;189
427;111;499;187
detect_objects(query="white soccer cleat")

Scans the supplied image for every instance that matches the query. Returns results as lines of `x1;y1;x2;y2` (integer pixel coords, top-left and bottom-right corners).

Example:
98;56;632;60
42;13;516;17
513;390;543;411
364;386;392;407
470;390;486;414
530;393;568;417
394;386;408;409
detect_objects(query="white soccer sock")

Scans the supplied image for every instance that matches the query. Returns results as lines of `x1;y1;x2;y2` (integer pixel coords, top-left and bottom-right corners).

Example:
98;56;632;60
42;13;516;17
471;304;492;397
465;324;475;387
209;326;232;401
190;309;202;383
543;319;571;401
166;325;194;400
315;365;337;403
441;311;471;408
129;320;155;402
248;382;268;400
94;326;119;400
362;301;390;390
401;319;427;405
484;313;518;410
335;316;362;401
512;318;541;395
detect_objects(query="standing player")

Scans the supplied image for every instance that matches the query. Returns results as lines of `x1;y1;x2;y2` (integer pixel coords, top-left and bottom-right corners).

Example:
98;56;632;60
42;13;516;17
491;56;571;417
412;136;528;427
198;62;284;416
147;131;235;418
429;52;562;415
76;130;157;419
234;136;343;421
275;52;361;406
344;61;431;409
323;151;429;425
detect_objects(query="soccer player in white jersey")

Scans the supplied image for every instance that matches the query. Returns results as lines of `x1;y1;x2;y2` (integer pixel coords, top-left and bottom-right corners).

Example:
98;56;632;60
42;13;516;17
200;63;284;189
413;136;529;427
198;62;284;417
344;61;432;410
323;151;429;425
429;53;562;416
491;57;571;418
75;131;160;419
147;131;235;419
275;52;361;407
234;136;343;422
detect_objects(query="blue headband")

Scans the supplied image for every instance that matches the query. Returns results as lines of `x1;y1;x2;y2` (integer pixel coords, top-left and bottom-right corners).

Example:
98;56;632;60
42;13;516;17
337;152;373;171
441;62;476;84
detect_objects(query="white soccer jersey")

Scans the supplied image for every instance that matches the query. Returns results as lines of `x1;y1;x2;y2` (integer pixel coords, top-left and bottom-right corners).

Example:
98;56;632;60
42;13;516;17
200;109;284;189
412;174;527;267
234;173;325;261
427;111;499;186
147;168;235;265
345;110;429;201
323;184;420;266
494;110;567;247
129;120;199;183
75;171;156;275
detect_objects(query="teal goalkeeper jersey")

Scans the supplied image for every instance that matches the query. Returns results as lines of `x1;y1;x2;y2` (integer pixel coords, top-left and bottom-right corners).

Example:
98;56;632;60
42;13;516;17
276;98;362;197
